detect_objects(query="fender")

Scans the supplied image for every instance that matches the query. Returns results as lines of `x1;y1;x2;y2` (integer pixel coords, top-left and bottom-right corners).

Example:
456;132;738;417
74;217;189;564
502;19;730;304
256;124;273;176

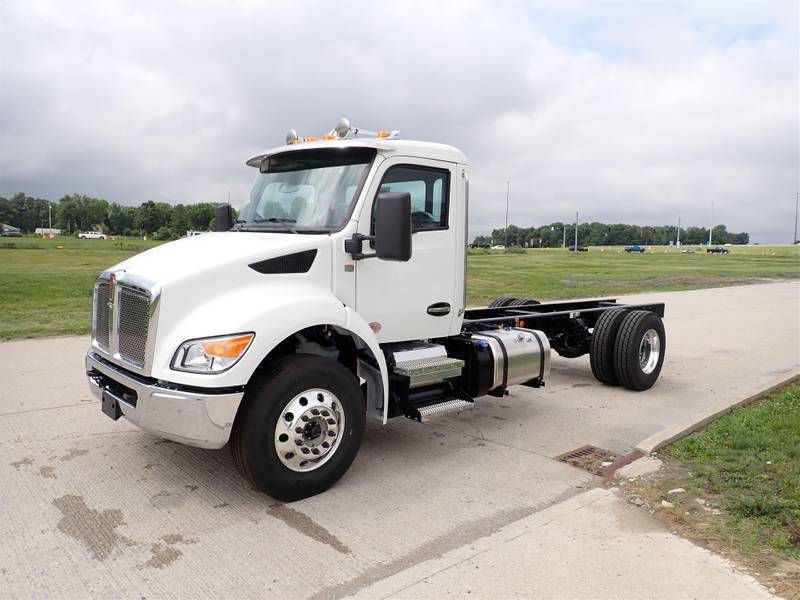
150;280;390;421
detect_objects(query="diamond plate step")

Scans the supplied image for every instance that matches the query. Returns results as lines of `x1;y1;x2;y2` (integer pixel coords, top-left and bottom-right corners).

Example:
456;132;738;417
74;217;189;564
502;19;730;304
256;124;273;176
416;398;473;422
393;356;464;388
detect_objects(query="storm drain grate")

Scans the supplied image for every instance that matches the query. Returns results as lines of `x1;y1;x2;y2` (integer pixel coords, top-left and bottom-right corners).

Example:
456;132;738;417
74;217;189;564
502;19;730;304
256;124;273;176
556;445;619;474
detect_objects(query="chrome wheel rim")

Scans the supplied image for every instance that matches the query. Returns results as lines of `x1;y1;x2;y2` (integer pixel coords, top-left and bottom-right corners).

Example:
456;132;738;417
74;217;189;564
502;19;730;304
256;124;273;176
274;388;344;473
638;329;661;374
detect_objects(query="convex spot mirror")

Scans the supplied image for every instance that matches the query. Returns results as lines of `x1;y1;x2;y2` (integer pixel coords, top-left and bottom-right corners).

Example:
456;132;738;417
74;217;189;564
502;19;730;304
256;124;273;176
374;192;412;261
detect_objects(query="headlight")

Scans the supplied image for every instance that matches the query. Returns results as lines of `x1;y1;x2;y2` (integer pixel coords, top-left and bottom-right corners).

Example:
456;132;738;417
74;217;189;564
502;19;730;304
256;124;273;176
171;333;254;373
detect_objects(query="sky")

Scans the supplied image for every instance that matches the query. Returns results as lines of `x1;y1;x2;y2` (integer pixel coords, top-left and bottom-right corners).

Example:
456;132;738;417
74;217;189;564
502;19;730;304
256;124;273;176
0;0;797;243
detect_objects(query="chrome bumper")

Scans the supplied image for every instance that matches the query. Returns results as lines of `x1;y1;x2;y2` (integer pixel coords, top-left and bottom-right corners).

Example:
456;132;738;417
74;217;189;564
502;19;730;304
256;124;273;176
85;352;244;449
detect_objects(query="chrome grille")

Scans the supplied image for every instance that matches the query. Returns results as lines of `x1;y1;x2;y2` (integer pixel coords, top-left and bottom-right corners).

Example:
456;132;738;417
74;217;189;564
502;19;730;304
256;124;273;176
118;287;151;367
93;283;110;349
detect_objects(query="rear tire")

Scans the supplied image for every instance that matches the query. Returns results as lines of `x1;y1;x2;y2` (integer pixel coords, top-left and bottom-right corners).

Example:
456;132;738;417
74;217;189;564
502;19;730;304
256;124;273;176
613;310;666;391
508;297;540;307
589;308;628;385
231;354;365;501
488;296;517;308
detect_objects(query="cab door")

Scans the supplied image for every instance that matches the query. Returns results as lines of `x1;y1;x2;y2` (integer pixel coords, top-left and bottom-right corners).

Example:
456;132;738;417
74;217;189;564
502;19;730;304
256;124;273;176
354;157;457;343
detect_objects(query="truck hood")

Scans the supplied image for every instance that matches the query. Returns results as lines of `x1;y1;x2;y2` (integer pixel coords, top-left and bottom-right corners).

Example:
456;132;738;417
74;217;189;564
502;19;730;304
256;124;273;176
113;232;327;286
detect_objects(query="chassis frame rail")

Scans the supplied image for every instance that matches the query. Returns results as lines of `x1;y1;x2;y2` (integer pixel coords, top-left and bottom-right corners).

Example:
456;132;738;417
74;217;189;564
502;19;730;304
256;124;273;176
462;299;665;332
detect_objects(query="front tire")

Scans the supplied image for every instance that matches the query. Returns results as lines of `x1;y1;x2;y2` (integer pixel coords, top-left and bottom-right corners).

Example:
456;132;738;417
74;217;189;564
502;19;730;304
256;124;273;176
613;311;666;391
231;354;365;501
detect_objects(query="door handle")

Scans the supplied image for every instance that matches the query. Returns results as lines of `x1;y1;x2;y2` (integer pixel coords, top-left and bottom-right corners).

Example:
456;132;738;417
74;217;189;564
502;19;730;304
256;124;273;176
427;302;451;316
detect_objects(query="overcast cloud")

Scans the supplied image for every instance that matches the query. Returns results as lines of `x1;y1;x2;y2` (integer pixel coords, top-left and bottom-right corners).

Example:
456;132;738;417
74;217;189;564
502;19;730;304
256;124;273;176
0;0;797;242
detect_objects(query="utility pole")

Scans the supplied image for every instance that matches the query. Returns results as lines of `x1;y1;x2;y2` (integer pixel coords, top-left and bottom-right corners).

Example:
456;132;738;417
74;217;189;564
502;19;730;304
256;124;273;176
708;199;713;246
574;211;579;250
48;203;52;231
504;181;510;248
562;224;566;248
794;192;798;244
676;216;680;247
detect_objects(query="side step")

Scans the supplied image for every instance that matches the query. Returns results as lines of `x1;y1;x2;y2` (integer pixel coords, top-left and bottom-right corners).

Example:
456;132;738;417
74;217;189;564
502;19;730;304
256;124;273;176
416;398;473;422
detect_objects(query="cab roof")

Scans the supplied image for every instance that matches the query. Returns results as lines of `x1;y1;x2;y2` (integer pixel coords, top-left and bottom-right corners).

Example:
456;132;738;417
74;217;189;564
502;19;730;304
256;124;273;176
246;138;468;168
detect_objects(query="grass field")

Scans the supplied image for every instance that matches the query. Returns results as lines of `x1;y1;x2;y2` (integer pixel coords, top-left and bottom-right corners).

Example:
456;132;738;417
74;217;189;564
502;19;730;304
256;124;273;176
467;245;800;305
1;237;798;339
0;237;162;339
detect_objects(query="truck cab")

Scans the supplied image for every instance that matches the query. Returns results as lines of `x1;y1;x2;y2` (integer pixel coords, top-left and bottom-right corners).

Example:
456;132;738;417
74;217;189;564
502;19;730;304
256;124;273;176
86;120;666;501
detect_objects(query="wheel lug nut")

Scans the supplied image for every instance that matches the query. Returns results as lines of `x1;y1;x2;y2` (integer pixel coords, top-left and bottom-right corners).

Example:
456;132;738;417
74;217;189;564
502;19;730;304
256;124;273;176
321;442;329;448
321;410;329;417
301;415;309;422
311;448;320;455
311;409;320;416
295;427;303;434
301;447;310;454
295;439;303;446
327;431;335;437
327;418;335;425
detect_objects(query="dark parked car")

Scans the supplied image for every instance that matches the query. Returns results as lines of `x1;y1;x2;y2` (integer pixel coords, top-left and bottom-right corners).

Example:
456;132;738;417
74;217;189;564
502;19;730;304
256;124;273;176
568;245;588;252
707;246;730;254
624;245;646;253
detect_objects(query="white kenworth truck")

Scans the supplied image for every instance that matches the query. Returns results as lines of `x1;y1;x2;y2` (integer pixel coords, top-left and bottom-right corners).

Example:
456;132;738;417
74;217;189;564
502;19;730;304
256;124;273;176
86;119;666;501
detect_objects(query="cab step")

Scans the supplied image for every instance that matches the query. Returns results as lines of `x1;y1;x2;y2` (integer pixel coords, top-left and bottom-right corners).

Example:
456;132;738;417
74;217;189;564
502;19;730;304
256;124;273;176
416;398;473;422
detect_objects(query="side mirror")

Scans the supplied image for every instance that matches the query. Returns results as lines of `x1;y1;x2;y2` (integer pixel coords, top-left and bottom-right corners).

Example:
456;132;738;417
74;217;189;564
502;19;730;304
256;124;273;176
374;192;412;261
215;204;235;232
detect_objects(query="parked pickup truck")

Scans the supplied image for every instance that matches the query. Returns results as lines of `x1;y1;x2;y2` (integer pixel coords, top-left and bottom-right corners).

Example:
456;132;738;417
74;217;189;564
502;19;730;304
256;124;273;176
86;119;666;501
78;231;107;240
706;246;730;254
624;245;646;253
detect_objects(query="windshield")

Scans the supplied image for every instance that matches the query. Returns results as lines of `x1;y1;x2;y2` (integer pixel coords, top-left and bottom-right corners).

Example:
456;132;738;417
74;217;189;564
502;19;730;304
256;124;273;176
238;147;376;232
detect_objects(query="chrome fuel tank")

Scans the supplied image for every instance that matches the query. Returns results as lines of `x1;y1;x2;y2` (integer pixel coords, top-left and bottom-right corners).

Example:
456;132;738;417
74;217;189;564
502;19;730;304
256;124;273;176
471;328;551;390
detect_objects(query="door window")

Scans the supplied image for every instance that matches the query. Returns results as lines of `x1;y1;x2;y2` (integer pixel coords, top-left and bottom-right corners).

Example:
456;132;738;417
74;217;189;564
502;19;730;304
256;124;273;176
376;165;450;232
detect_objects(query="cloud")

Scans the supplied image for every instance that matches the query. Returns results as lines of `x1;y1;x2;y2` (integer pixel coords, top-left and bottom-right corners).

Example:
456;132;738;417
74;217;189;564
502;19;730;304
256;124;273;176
0;0;797;242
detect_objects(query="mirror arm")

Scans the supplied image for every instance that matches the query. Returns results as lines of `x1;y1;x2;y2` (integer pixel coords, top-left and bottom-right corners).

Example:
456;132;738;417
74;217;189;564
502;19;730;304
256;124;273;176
344;233;377;260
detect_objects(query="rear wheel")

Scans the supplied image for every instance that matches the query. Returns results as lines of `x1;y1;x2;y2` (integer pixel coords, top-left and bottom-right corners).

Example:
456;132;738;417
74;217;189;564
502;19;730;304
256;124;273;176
613;310;666;391
231;354;365;501
589;308;628;385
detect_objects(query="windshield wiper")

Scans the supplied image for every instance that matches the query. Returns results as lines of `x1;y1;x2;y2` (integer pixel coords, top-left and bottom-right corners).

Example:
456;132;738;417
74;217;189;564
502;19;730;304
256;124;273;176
250;217;298;233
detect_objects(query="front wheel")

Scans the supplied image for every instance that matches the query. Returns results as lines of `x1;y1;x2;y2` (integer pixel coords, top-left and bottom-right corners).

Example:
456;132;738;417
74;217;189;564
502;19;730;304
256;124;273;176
230;354;365;501
613;310;666;391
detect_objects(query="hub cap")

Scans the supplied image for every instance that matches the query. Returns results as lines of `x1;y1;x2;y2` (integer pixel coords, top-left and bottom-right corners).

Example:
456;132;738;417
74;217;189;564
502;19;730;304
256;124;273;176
639;329;661;374
274;388;344;472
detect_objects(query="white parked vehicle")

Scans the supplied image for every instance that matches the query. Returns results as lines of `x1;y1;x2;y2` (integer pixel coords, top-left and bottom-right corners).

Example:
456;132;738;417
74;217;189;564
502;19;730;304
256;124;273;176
86;119;666;501
78;231;107;239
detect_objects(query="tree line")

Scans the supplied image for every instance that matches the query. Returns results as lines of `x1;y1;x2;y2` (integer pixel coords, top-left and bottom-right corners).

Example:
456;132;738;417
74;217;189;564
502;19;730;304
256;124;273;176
473;222;749;247
0;192;225;239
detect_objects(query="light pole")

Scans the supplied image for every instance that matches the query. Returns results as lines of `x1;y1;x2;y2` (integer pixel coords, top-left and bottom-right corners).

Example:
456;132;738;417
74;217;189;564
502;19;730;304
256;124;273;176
504;181;510;248
574;211;579;250
676;216;681;247
794;192;798;244
562;224;566;248
708;199;714;246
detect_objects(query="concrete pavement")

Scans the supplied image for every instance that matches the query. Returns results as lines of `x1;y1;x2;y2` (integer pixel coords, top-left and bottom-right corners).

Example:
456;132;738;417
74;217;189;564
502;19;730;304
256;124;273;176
1;281;797;598
350;488;771;599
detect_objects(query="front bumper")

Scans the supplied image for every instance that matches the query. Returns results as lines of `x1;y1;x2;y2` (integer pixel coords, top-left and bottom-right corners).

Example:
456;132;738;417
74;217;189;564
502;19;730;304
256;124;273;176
86;352;244;449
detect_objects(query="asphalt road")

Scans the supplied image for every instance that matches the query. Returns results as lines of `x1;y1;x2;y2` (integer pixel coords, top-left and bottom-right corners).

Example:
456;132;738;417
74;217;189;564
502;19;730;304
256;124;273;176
1;281;798;598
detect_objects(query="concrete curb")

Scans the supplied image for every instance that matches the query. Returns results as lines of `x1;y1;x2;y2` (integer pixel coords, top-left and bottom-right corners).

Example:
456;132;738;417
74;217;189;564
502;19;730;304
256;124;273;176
635;372;800;455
